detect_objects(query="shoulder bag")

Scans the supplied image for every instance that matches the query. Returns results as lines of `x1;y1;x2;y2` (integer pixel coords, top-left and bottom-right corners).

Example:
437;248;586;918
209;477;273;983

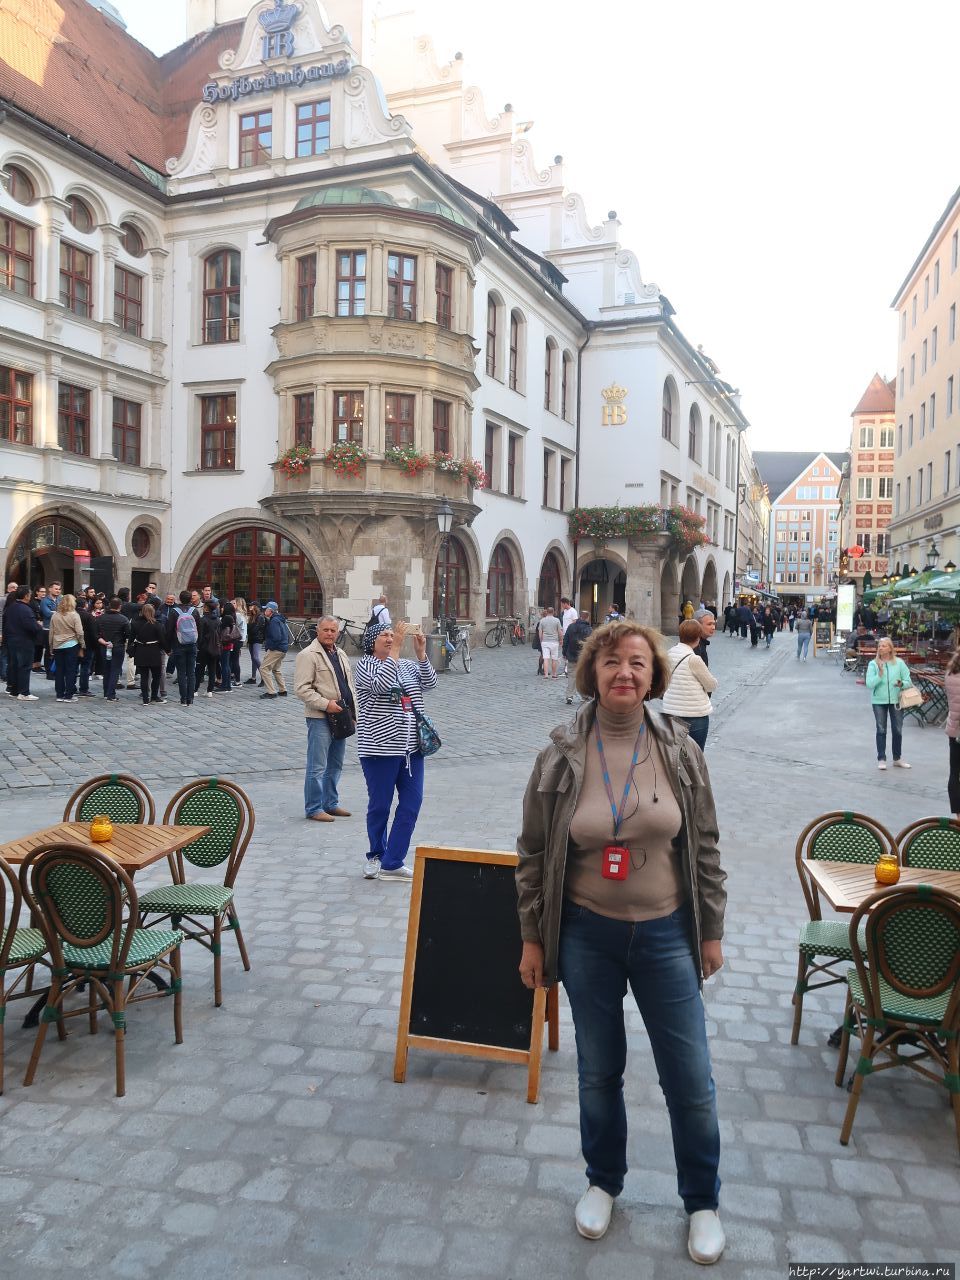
413;706;442;756
327;708;357;740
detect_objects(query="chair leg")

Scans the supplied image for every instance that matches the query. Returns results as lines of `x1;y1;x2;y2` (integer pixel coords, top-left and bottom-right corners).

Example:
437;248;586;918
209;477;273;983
790;951;808;1045
229;907;251;972
840;1026;874;1145
0;989;5;1095
24;979;61;1086
213;915;223;1007
113;979;126;1098
949;1036;960;1157
88;979;98;1035
172;948;183;1045
834;991;852;1087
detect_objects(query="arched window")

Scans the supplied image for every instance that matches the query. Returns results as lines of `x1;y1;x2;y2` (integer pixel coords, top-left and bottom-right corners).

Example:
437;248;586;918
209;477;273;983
120;222;145;257
486;294;499;378
662;380;675;443
434;536;470;619
5;515;100;595
538;550;562;609
509;309;525;391
3;165;34;205
486;543;515;617
561;351;573;420
190;526;322;615
203;249;241;344
544;339;557;411
66;195;93;233
688;405;701;461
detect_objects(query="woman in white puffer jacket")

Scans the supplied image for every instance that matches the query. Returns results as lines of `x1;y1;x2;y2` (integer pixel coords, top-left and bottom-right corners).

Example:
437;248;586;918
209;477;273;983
662;619;719;751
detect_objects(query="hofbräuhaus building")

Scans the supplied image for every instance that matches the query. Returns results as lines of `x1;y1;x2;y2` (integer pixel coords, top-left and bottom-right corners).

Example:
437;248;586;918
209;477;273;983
0;0;749;629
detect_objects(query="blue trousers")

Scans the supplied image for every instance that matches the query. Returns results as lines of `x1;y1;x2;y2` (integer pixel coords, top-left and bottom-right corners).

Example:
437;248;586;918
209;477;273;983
78;649;91;693
305;717;347;817
873;702;904;762
796;633;811;659
7;640;34;696
53;646;80;700
360;753;425;870
102;646;125;699
558;901;720;1214
173;644;197;705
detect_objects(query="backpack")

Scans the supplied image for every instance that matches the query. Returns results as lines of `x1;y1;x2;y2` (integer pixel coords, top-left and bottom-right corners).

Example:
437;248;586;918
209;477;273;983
175;608;198;645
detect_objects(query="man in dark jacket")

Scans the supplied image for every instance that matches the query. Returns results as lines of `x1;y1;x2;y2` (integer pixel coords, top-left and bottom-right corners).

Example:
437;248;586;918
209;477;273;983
561;609;592;705
4;586;43;699
77;605;98;696
0;579;17;683
259;601;289;698
693;607;716;666
736;602;753;639
96;598;131;701
165;590;202;706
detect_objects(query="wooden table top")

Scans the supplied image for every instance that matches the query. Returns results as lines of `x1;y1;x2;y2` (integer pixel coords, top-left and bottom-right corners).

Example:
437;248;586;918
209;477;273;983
806;858;960;913
0;822;211;871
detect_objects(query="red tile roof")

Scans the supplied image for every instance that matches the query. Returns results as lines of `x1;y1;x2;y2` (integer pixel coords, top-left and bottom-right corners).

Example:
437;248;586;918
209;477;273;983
852;372;895;416
0;0;241;180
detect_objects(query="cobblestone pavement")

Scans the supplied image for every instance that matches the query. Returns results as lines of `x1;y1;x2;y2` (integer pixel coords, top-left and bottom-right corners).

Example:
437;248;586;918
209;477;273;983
1;631;959;1278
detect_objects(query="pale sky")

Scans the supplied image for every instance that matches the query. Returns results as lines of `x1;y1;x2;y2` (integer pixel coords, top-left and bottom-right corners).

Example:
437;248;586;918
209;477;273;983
116;0;959;452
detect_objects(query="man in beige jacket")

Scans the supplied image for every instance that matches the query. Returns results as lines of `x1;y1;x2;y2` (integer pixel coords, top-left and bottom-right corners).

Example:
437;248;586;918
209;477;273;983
294;616;359;823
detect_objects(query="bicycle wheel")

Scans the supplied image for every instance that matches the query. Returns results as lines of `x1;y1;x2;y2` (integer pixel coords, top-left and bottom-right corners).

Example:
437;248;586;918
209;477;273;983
298;625;315;650
484;625;503;649
460;639;472;673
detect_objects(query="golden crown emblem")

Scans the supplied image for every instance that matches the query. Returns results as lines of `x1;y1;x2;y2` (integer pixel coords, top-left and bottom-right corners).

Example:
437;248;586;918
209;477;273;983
258;0;301;34
601;383;627;405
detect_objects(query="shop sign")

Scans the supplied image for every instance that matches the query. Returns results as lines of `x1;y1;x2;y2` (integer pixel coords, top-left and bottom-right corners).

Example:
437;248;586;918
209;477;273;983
601;383;627;426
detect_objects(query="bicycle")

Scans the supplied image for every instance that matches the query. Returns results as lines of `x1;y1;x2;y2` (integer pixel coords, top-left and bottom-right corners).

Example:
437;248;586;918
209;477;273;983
287;620;317;650
484;615;525;648
334;616;366;653
443;620;473;673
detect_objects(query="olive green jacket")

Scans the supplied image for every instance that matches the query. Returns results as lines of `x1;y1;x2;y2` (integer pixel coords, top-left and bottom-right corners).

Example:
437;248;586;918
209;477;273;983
515;702;727;986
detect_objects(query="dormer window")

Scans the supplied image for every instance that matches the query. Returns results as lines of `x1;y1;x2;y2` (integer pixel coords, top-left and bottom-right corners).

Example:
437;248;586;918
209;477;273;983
239;110;272;168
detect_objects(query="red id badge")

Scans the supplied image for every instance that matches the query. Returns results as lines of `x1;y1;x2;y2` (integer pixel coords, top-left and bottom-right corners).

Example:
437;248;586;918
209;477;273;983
602;845;630;881
400;694;413;712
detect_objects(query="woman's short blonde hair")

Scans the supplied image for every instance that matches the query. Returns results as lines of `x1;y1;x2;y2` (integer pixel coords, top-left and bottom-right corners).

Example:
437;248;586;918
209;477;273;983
576;620;670;700
57;593;76;613
876;636;895;657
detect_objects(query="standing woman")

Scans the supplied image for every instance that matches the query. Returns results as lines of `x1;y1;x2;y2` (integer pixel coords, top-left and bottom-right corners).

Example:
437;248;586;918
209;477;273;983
231;598;248;686
246;603;265;685
516;620;727;1265
129;602;167;704
865;636;913;770
662;620;718;750
944;649;960;817
196;601;221;698
216;603;239;693
50;593;85;702
354;620;438;882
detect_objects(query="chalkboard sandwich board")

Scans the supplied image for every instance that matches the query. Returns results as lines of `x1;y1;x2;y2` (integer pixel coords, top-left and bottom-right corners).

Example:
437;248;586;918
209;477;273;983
394;845;559;1103
814;620;834;655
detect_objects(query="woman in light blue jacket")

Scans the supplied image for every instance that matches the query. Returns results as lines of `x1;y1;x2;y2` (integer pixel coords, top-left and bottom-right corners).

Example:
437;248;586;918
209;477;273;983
865;636;913;770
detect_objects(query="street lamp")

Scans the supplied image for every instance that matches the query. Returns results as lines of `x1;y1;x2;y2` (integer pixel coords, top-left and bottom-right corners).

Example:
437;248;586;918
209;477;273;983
925;540;941;572
436;498;454;644
946;559;957;574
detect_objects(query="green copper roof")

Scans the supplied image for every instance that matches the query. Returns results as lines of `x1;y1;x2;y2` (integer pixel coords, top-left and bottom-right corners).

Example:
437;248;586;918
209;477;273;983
411;197;470;227
293;186;397;210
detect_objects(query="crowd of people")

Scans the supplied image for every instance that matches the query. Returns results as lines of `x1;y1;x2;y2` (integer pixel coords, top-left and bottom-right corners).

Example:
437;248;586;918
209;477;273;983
0;580;290;706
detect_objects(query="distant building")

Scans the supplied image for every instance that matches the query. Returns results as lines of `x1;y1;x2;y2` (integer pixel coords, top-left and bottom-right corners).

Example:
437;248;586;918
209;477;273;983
837;374;894;589
753;452;846;598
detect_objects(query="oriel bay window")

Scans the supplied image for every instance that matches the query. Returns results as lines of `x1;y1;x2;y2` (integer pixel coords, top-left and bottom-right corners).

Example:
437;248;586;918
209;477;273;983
333;390;364;444
238;109;272;167
58;383;90;455
387;252;416;320
295;100;330;157
1;216;34;296
200;393;236;470
295;253;316;321
113;266;143;336
0;366;32;445
203;250;240;343
60;243;93;317
112;397;141;466
384;392;414;447
294;392;314;447
336;250;366;316
432;399;451;453
435;263;453;329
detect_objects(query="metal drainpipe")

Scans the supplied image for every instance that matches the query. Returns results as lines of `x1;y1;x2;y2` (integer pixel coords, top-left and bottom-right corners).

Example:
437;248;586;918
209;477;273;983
573;331;591;599
731;428;743;602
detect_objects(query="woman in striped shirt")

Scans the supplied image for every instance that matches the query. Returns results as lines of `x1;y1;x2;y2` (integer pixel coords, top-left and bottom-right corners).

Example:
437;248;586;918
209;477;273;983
355;620;438;881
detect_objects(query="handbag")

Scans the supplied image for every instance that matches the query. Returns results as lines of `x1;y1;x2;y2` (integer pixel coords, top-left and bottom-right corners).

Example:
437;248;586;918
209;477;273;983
327;709;356;740
413;707;442;756
899;686;922;709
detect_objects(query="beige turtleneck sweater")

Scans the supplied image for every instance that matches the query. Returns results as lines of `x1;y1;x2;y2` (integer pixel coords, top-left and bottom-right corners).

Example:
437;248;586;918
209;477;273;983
565;704;685;922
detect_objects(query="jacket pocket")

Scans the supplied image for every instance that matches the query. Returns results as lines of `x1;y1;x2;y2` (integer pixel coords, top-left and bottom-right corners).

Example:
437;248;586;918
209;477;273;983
537;765;571;794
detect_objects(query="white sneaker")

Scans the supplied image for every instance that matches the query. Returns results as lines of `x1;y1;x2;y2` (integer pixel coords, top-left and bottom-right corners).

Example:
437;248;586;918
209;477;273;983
575;1186;614;1240
363;857;381;880
877;760;887;770
688;1209;725;1264
893;760;912;769
18;693;38;701
378;865;414;881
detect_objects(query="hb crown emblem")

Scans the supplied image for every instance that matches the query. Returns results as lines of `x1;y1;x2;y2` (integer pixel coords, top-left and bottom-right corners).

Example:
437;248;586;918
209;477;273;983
601;383;627;426
259;0;301;59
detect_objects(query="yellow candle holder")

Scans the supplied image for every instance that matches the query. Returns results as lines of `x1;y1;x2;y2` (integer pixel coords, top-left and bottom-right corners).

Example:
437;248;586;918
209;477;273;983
874;853;900;885
89;815;114;844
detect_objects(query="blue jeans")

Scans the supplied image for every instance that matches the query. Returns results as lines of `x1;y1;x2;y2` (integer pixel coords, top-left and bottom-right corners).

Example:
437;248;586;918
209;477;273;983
796;633;811;659
174;644;197;704
218;651;233;691
78;649;91;693
305;716;347;817
360;753;425;870
873;702;904;762
678;714;709;751
7;639;34;696
558;901;720;1214
102;646;125;699
53;646;79;699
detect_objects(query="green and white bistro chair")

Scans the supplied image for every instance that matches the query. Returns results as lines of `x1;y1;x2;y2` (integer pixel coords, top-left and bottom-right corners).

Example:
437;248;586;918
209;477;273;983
835;883;960;1154
791;810;897;1045
63;773;156;825
896;816;960;871
0;854;49;1093
19;842;184;1097
138;779;254;1007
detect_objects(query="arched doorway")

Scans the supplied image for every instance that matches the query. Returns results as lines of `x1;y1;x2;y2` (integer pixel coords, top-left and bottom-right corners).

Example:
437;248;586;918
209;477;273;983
701;558;718;608
486;542;516;618
434;535;471;619
578;558;625;624
538;550;563;612
660;560;679;633
722;571;731;608
680;556;700;611
6;514;101;595
190;526;322;615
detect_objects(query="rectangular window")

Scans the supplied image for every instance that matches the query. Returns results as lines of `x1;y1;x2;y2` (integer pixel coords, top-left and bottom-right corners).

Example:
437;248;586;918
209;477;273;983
879;426;894;447
387;252;417;321
910;354;915;386
951;304;956;343
897;423;903;455
949;376;955;418
561;355;569;420
908;414;914;446
898;367;904;398
384;392;414;447
857;477;873;499
858;426;874;448
200;393;236;470
921;403;926;437
295;254;316;322
932;326;938;364
934;260;940;296
507;433;519;497
860;535;871;556
435;263;453;330
953;231;959;272
0;365;33;445
112;397;141;466
924;275;930;309
294;392;314;447
508;312;520;391
238;109;272;167
946;451;952;495
486;296;498;377
332;390;364;444
542;448;554;507
0;215;34;297
58;383;90;456
878;476;893;498
432;399;450;453
912;294;917;326
59;243;93;317
560;457;570;512
906;476;911;508
876;533;888;556
484;423;495;489
294;100;330;158
203;249;240;343
917;468;923;505
930;392;936;431
927;460;933;501
895;482;901;514
821;485;837;499
335;250;366;317
113;265;143;336
922;339;928;374
900;312;907;342
544;342;553;411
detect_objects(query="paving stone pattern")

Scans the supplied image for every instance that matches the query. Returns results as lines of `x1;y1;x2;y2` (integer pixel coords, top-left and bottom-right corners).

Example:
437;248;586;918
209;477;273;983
0;631;958;1277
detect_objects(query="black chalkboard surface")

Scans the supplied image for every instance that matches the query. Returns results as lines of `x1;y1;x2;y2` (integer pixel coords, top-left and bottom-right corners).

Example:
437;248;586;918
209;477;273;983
394;846;558;1102
815;620;833;652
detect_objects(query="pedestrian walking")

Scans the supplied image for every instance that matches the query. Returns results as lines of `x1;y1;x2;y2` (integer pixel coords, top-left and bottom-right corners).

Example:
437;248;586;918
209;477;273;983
516;620;727;1264
866;637;913;770
215;604;240;692
538;606;562;680
944;649;960;817
294;615;358;823
562;609;593;705
259;601;289;698
560;596;578;674
355;620;438;881
662;620;719;750
49;593;84;702
95;598;131;701
795;613;813;661
762;607;776;649
129;603;168;704
4;585;43;699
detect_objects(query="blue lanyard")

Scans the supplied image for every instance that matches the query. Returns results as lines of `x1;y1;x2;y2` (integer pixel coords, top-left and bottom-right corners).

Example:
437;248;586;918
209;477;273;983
594;722;646;838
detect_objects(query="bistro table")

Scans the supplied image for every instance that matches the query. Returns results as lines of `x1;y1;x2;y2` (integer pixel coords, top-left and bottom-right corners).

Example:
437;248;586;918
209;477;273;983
806;858;960;913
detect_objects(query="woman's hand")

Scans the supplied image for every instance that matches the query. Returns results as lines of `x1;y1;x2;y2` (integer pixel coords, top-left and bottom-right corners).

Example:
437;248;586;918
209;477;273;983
412;629;427;661
391;620;408;656
700;939;723;979
519;941;546;989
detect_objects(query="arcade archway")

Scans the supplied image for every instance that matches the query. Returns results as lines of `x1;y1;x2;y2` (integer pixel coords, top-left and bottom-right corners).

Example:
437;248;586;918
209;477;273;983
5;514;102;595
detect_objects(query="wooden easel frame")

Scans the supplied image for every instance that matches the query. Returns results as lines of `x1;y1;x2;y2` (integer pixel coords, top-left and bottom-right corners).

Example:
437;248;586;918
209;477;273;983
393;845;560;1103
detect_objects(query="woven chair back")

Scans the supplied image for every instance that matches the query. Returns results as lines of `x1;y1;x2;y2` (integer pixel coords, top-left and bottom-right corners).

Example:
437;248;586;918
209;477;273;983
0;854;22;971
897;818;960;870
795;811;896;921
64;773;156;825
164;778;254;887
